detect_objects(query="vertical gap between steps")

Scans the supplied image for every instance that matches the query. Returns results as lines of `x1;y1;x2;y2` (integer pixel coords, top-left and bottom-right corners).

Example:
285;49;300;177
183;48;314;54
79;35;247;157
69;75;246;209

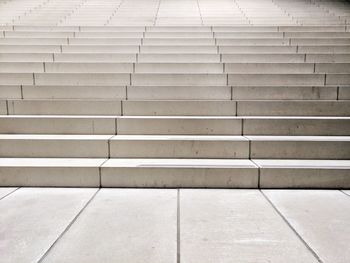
244;136;260;188
37;189;100;263
260;191;324;263
99;159;110;188
250;159;260;188
177;189;181;263
20;85;23;99
5;100;9;115
235;101;238;116
337;86;339;100
115;117;118;135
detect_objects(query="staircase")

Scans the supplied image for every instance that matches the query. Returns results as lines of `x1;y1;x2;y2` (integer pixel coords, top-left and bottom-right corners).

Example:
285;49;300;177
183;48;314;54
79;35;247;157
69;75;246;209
0;23;349;188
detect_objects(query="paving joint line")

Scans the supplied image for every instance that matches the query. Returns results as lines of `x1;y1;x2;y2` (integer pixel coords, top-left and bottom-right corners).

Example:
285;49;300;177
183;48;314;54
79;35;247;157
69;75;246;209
260;190;324;263
0;187;20;201
177;189;181;263
37;188;100;263
5;99;9;115
341;190;350;198
20;85;23;99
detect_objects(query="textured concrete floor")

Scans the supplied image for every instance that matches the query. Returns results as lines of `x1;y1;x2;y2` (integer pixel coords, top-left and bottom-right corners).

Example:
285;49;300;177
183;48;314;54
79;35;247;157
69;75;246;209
1;188;349;263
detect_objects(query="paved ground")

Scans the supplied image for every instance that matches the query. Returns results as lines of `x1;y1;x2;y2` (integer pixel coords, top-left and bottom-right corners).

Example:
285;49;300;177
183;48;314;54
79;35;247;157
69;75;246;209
1;188;349;263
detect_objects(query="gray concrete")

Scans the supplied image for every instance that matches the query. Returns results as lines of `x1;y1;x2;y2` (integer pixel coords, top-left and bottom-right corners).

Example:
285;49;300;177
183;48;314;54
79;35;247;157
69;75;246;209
0;188;349;262
41;189;177;263
180;190;319;263
264;190;350;263
0;188;96;263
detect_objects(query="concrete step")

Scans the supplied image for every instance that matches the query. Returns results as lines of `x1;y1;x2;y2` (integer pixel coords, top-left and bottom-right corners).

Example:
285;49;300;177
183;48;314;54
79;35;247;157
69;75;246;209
54;53;137;62
0;45;61;53
214;32;283;38
242;117;350;136
248;136;350;159
4;31;75;38
0;62;348;75
80;26;146;32
0;115;117;134
101;158;258;187
0;62;44;73
44;62;134;73
285;32;350;38
110;135;249;158
0;158;258;187
0;158;105;187
255;159;350;188
0;38;68;44
306;54;350;63
291;38;350;45
217;38;289;45
228;74;326;86
34;73;130;85
144;32;214;38
0;158;348;188
134;63;223;73
137;54;220;62
126;86;231;100
117;116;242;135
69;38;142;45
1;116;349;136
131;74;227;85
142;38;215;45
220;45;297;53
121;100;236;116
21;85;126;99
232;86;338;100
6;99;121;115
61;45;139;53
0;134;350;159
298;45;350;54
222;54;305;62
237;100;350;116
0;53;54;62
225;63;314;73
0;135;112;158
140;45;218;54
0;85;21;99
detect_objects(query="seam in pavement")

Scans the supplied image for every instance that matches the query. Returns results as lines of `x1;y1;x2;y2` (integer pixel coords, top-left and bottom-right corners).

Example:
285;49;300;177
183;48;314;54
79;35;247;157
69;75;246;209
260;190;324;263
0;187;20;201
341;190;350;198
37;188;100;263
177;189;181;263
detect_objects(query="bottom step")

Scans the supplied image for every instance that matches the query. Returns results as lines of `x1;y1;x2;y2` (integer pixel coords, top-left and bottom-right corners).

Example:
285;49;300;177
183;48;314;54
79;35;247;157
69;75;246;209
0;158;349;188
